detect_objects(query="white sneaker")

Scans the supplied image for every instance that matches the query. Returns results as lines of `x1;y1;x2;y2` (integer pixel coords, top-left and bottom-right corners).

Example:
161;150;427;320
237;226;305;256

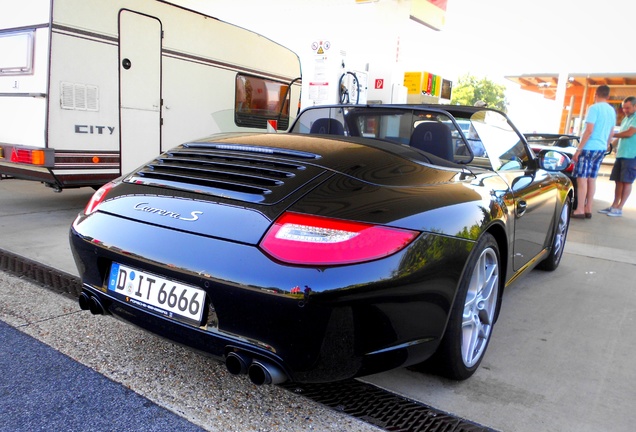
607;208;623;217
598;207;613;214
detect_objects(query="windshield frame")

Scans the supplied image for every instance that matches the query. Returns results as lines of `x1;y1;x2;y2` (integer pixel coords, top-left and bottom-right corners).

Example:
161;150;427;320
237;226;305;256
290;104;533;172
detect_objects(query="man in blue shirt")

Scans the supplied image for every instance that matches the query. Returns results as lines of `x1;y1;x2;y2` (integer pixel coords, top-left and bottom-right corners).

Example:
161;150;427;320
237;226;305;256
572;85;616;219
598;96;636;217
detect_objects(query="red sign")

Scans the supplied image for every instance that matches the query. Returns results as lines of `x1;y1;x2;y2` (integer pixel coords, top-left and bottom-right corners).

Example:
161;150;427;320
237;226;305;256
375;79;384;89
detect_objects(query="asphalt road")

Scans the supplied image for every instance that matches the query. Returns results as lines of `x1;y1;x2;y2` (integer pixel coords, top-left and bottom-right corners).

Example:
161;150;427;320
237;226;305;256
0;319;206;432
1;170;635;432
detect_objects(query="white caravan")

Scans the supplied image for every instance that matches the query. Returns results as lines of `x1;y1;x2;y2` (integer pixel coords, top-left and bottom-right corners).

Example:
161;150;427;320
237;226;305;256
0;0;302;191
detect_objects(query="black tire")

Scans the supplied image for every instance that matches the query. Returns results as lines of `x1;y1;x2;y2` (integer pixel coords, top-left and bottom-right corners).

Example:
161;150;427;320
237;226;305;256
433;233;501;380
537;196;571;271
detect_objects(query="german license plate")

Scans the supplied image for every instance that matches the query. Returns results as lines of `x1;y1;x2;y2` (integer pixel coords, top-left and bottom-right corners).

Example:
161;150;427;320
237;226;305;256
107;263;205;326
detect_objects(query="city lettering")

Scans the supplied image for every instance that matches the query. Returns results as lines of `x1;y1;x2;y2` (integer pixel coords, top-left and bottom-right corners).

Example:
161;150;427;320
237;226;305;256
74;125;116;135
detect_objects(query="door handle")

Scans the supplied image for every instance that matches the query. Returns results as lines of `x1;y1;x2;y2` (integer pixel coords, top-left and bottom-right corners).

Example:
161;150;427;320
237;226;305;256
517;200;527;217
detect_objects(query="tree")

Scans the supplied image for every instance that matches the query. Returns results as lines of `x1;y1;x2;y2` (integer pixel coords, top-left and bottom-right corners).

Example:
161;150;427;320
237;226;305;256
450;74;508;112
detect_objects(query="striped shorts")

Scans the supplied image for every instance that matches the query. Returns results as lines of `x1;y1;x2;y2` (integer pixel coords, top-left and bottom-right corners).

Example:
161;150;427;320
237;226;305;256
573;150;605;178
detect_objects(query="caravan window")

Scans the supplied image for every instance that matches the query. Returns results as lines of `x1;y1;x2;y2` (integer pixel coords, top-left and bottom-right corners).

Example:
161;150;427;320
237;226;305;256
235;74;290;130
0;30;35;75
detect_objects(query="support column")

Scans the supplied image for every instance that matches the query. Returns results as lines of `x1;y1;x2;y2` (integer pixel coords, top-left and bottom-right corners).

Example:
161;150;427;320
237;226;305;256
554;71;568;133
577;78;589;135
565;95;575;134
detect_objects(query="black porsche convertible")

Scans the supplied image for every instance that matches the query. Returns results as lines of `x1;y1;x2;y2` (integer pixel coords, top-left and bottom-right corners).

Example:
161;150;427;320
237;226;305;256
70;104;573;385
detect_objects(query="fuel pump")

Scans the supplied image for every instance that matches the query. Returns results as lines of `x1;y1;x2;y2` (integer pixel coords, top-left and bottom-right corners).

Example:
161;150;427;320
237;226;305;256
338;71;360;104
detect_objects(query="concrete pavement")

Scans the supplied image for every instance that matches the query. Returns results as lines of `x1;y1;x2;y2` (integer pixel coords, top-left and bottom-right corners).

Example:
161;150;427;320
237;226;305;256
1;171;636;431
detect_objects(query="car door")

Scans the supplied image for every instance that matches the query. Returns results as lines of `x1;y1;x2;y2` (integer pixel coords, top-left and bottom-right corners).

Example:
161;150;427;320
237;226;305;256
472;110;558;271
498;168;558;271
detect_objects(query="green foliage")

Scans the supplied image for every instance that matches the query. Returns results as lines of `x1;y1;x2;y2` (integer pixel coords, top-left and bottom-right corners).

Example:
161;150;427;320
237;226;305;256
450;74;508;112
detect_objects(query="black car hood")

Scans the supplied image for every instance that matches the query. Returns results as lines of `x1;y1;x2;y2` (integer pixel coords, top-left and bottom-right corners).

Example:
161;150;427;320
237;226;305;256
93;133;481;244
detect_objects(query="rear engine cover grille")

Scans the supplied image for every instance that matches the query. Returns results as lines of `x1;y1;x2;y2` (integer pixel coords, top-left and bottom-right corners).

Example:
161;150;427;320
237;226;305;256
128;142;324;204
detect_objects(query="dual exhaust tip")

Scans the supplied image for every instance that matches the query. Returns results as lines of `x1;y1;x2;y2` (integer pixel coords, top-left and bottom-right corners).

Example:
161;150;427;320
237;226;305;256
78;292;105;315
79;293;287;386
226;351;287;386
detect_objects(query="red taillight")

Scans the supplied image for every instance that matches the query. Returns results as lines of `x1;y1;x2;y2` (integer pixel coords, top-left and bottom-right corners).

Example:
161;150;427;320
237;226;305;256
10;148;46;165
260;212;419;265
565;162;574;174
84;182;115;215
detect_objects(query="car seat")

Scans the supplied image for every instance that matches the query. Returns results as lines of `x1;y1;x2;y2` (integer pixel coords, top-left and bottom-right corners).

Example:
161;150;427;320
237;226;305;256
556;136;572;148
309;118;345;135
409;122;454;161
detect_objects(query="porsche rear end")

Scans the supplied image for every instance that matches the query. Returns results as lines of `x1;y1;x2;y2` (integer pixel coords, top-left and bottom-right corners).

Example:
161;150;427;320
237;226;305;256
70;133;476;383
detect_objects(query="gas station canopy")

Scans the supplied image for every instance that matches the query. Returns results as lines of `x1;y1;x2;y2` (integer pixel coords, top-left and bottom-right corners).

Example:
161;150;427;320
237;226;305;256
506;73;636;134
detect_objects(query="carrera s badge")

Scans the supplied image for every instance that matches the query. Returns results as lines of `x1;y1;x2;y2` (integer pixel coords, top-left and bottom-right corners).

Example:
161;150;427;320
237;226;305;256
134;202;202;221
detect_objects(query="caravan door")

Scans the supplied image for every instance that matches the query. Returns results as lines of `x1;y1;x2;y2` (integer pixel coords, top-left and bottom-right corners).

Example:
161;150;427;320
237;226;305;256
119;10;162;174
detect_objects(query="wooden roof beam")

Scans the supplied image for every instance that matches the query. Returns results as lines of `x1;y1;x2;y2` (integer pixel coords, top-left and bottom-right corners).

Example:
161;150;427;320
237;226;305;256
517;77;535;86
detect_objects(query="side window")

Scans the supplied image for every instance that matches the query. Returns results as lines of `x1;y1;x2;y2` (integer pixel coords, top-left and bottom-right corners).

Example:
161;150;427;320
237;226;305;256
0;29;35;75
235;74;290;130
471;110;530;171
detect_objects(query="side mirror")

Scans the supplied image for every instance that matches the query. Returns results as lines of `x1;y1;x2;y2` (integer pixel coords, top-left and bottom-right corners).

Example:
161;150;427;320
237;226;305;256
538;150;571;172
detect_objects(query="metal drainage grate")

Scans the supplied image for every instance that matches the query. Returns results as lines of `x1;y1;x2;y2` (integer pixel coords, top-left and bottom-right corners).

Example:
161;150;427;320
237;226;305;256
2;247;499;432
0;248;82;297
281;380;499;432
